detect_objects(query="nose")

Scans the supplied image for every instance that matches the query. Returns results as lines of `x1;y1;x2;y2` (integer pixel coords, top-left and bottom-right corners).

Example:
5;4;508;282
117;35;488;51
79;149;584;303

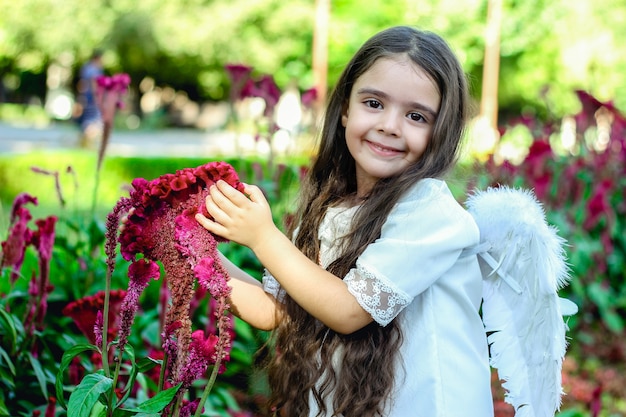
377;109;402;137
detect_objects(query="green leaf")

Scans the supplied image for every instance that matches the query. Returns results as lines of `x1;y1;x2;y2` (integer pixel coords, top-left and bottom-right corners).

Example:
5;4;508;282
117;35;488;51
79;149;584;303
0;396;9;416
0;345;15;377
27;351;49;399
0;307;17;354
136;356;160;373
121;383;181;413
56;343;99;410
67;373;113;417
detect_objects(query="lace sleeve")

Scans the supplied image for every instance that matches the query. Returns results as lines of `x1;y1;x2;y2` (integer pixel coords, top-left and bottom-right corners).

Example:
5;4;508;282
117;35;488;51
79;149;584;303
344;265;412;326
262;269;286;302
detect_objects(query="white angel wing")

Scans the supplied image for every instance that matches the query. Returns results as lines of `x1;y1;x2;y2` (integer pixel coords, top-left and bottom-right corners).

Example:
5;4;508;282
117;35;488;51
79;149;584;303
466;186;577;417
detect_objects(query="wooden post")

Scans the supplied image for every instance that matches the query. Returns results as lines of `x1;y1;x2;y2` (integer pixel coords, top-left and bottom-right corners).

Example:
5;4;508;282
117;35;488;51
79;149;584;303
480;0;502;135
312;0;330;113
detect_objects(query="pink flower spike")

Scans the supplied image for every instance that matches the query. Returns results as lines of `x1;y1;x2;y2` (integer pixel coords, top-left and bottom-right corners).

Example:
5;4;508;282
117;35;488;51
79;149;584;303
117;259;160;352
225;63;253;85
128;258;161;286
111;73;131;92
1;203;33;283
257;75;282;116
301;87;318;108
96;75;113;91
9;192;37;223
94;310;104;348
190;330;219;362
32;216;57;262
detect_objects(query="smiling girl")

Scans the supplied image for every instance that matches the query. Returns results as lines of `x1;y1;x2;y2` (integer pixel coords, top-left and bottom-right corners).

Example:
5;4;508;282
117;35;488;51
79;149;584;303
196;26;494;417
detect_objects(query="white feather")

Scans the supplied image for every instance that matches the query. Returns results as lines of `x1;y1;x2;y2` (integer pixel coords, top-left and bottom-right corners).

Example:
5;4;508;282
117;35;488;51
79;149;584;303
466;186;577;417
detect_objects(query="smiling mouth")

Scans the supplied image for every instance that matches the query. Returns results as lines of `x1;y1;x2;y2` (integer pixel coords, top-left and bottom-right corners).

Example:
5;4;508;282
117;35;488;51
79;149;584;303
367;140;403;155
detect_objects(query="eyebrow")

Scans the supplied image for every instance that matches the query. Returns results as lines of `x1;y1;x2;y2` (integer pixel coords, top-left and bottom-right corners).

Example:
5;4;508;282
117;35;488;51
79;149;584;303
356;87;439;119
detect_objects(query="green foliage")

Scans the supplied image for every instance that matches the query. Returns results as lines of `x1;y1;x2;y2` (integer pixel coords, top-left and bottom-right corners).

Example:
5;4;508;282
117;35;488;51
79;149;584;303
1;0;625;121
0;148;305;415
469;90;626;415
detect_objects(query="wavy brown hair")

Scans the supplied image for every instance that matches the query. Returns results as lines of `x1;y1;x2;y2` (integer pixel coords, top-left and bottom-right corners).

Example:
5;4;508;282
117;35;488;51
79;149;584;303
266;26;470;417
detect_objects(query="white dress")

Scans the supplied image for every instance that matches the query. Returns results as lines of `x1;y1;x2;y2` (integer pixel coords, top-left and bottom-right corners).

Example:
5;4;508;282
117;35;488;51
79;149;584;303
263;178;494;417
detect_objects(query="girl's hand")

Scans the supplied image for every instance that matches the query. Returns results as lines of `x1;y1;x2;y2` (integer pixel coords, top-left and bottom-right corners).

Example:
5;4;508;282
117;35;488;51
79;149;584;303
195;180;277;251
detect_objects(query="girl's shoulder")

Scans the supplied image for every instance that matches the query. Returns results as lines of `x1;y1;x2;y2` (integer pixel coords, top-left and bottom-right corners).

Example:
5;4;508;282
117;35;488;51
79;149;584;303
393;178;477;232
397;178;461;210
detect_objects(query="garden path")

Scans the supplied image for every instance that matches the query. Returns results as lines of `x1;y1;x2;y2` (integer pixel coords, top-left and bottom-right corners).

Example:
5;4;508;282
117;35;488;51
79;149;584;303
0;121;253;157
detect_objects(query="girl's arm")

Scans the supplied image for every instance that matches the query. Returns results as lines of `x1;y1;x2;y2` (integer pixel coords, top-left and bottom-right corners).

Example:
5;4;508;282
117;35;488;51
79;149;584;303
196;180;373;335
218;252;282;331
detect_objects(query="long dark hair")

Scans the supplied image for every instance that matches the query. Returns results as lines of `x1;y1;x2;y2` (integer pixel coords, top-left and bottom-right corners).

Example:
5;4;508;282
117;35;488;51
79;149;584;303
266;26;470;417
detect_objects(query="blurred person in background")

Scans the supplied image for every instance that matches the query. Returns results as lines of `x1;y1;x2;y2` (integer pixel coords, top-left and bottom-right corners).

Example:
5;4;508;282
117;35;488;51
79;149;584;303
74;49;104;147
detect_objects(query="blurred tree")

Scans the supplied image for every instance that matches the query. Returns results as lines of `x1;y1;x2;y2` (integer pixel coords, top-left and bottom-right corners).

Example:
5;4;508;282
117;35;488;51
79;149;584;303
0;0;624;123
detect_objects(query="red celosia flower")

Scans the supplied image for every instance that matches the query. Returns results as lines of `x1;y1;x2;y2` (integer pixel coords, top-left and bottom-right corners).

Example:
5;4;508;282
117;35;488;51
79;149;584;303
575;90;609;133
239;74;282;117
44;397;56;417
584;179;614;231
521;139;554;201
108;161;243;386
62;289;127;344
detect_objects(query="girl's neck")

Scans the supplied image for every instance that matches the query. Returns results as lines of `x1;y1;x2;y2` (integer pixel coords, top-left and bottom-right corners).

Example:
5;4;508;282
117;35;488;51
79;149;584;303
341;192;368;207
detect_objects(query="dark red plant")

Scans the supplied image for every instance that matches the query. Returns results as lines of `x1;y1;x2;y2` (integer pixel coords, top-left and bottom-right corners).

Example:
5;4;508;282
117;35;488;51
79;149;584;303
62;289;127;345
106;161;245;408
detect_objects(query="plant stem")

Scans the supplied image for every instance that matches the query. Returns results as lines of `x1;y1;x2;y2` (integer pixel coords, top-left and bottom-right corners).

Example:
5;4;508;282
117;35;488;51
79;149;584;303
102;271;111;377
107;354;123;414
193;349;223;417
158;351;169;392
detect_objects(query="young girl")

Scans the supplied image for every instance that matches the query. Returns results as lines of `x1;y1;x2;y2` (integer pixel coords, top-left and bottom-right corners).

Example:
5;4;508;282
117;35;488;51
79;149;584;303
196;26;494;417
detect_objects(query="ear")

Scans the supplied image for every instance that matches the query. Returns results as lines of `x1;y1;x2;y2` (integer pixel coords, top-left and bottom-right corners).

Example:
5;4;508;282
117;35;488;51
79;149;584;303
341;103;349;127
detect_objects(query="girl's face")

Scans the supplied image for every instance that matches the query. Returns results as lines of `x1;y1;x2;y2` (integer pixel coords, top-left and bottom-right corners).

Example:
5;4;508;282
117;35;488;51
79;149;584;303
341;56;441;196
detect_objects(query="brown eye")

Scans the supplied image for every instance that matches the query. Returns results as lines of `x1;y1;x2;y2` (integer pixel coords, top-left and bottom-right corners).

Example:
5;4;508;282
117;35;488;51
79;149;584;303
408;112;426;122
365;99;382;109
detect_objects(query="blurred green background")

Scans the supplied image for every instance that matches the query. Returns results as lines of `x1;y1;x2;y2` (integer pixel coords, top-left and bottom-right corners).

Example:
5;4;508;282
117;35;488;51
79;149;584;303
1;0;625;129
1;1;626;416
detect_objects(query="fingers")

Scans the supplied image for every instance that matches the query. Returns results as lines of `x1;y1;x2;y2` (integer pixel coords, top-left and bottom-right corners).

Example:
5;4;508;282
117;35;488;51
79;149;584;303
242;183;267;205
119;207;135;232
195;211;230;237
215;180;251;204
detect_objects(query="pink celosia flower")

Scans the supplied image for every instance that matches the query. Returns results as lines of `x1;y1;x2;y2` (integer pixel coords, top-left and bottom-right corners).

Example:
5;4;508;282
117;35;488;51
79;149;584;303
162;320;183;380
116;259;161;352
225;63;253;103
94;73;131;171
301;87;318;109
23;215;57;336
256;75;282;117
1;193;35;284
178;398;200;417
94;310;104;348
225;63;253;86
179;330;226;388
239;74;282;117
108;161;243;387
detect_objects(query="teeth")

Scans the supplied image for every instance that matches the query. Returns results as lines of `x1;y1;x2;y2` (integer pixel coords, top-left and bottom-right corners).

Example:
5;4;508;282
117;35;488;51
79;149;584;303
372;143;395;152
